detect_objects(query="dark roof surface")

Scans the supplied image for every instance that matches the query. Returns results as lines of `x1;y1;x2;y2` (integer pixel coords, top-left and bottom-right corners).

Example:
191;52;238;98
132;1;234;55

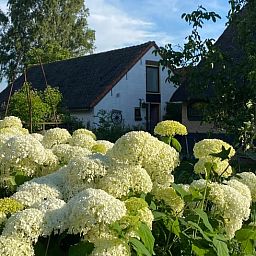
0;41;157;109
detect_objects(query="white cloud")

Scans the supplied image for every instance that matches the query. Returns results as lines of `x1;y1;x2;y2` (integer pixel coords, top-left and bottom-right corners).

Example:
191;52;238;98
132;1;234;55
86;0;174;52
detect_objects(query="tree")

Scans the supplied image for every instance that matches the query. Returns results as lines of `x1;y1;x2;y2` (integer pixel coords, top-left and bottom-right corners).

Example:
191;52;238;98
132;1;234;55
156;0;256;147
8;84;63;131
0;0;95;83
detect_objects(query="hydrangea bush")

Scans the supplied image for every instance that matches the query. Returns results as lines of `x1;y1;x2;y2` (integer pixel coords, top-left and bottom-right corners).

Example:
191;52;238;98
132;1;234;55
0;116;255;256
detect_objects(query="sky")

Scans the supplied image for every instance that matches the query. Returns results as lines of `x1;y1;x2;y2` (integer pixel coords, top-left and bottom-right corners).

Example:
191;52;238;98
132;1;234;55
0;0;230;90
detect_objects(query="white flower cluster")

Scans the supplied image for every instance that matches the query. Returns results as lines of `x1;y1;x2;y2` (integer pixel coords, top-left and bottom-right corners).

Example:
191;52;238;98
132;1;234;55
235;172;256;202
42;128;71;148
0;116;23;129
72;128;97;140
52;144;91;164
98;164;152;198
0;235;34;256
68;188;127;234
193;139;235;177
0;135;47;176
12;181;62;207
64;155;108;199
92;140;114;154
208;180;251;238
106;131;179;188
68;133;96;149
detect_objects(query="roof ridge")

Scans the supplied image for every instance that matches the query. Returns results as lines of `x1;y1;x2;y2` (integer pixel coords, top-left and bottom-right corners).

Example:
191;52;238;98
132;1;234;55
30;41;156;68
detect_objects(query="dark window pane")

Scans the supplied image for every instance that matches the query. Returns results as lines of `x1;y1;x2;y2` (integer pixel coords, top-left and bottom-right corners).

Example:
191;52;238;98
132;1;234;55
146;66;159;93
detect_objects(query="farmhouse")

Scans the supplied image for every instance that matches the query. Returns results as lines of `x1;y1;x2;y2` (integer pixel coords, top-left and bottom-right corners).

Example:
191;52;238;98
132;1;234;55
0;41;176;131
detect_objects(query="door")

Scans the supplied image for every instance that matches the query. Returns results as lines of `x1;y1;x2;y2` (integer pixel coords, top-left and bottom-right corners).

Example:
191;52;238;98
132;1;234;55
149;103;160;132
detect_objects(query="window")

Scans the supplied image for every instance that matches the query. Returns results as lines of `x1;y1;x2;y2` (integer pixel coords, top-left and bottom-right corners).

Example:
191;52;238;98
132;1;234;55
134;107;142;121
146;66;159;93
187;102;206;121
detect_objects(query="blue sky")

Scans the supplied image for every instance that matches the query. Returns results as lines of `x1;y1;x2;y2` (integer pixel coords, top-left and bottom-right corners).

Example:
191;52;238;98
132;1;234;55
0;0;230;90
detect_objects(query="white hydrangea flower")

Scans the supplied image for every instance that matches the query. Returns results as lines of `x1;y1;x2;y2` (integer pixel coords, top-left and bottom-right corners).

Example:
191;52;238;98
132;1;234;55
42;128;71;148
208;182;251;238
52;144;91;164
0;135;47;176
68;133;96;149
91;239;131;256
73;128;96;140
2;208;45;242
64;155;108;199
0;127;29;136
235;172;256;202
31;198;68;235
92;140;114;154
68;188;127;234
30;133;43;142
152;185;184;216
85;224;119;243
98;164;152;198
106;131;179;188
190;179;208;190
226;179;251;201
194;157;233;177
0;116;23;129
42;149;59;171
0;235;34;256
12;181;62;207
0;135;46;165
29;166;68;195
193;139;235;159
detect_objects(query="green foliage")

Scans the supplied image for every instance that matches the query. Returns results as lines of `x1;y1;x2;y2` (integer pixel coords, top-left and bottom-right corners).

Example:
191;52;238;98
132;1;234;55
155;0;256;148
0;0;95;82
8;83;63;131
93;110;141;142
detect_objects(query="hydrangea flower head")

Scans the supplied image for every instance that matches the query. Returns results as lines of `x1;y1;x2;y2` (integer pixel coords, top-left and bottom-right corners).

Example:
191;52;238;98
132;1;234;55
73;128;96;140
0;198;24;216
235;172;256;202
91;239;131;256
92;140;114;154
12;181;62;207
0;235;34;256
193;139;235;159
154;120;187;137
2;208;45;242
42;128;71;148
68;188;127;234
0;116;23;129
98;164;152;198
68;133;96;149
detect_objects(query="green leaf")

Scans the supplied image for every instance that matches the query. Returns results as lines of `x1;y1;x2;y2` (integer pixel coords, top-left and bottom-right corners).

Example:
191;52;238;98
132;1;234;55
136;223;155;255
187;221;212;242
210;146;231;160
129;237;151;256
15;171;31;186
192;244;211;256
212;236;229;256
172;183;190;198
241;239;255;255
194;208;214;233
235;227;256;241
171;137;182;152
153;211;166;221
172;218;181;237
68;241;94;256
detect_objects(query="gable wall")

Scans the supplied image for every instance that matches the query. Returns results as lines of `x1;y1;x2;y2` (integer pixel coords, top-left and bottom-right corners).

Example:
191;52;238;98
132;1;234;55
92;46;176;129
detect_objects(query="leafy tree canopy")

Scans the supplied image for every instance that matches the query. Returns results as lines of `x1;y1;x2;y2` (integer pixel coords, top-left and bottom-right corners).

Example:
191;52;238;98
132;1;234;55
156;0;256;147
0;0;95;82
8;84;63;131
